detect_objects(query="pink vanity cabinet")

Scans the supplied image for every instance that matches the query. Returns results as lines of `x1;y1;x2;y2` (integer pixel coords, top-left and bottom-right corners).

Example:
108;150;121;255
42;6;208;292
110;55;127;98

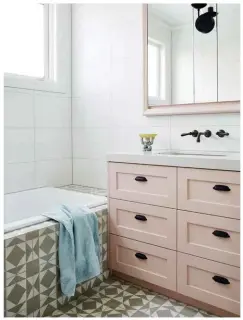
108;162;240;316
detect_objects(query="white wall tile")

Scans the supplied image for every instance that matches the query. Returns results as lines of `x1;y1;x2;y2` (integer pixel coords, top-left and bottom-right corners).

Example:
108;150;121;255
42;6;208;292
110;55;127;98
73;128;112;159
35;128;71;161
5;129;35;163
4;86;72;193
73;159;107;189
5;162;35;193
34;92;71;128
35;159;72;188
72;95;112;128
171;113;240;127
4;88;34;128
72;5;112;97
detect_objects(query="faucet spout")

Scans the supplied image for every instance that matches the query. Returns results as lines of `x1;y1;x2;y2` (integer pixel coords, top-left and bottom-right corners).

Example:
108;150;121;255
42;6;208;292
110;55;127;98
196;130;212;143
196;132;202;143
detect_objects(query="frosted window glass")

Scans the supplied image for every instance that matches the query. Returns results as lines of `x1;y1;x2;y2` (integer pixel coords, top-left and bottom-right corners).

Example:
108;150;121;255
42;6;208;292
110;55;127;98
3;2;45;78
148;43;159;97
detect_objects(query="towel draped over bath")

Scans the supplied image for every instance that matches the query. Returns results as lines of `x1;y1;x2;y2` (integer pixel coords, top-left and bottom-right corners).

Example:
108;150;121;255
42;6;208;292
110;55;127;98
43;205;100;297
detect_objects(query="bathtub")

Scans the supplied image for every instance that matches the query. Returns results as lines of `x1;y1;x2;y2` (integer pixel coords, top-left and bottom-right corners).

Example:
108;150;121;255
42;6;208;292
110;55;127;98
4;187;107;233
4;186;109;317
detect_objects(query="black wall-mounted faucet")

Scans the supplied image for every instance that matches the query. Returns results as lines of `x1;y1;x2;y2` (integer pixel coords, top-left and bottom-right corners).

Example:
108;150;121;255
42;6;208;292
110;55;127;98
216;130;229;138
197;130;212;142
181;130;199;137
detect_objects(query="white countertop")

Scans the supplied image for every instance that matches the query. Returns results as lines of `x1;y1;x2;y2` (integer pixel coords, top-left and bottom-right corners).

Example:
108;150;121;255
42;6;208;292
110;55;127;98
107;151;240;171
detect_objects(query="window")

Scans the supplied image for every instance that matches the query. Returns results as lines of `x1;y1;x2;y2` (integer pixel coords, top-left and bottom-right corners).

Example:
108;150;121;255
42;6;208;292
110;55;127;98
4;4;70;94
3;2;48;79
148;39;166;103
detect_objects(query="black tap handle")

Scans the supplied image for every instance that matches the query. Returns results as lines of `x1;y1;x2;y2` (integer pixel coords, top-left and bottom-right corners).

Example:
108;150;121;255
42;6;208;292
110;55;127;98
181;130;198;137
216;130;229;138
181;133;190;137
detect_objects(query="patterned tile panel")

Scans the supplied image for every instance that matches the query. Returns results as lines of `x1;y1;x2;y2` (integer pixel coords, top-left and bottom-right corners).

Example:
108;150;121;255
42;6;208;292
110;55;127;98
4;207;108;317
61;185;107;197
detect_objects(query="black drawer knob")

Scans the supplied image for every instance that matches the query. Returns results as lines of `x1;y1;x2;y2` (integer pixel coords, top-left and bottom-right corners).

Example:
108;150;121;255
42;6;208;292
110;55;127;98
212;275;230;285
213;185;231;192
135;215;147;221
212;230;230;238
135;252;147;260
135;176;147;182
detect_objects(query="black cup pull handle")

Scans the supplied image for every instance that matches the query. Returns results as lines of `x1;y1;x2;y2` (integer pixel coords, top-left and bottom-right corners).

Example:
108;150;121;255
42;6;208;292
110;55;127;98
135;215;147;221
135;252;147;260
212;275;230;285
213;185;231;192
212;230;230;238
135;176;147;182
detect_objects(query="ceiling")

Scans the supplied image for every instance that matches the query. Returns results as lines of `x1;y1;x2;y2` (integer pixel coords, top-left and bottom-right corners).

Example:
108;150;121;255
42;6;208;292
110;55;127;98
148;4;193;28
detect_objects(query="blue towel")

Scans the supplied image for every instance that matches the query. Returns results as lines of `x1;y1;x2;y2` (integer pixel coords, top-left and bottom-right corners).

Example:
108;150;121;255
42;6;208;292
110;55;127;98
43;205;100;297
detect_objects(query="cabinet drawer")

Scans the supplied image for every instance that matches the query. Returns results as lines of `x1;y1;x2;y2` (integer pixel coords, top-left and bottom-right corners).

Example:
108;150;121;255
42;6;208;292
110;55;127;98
178;168;240;219
109;162;176;207
110;234;176;291
177;210;240;267
177;253;240;315
109;199;176;249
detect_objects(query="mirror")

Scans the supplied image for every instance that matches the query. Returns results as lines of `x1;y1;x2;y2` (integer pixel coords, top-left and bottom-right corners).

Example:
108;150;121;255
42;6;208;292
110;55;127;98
146;3;240;112
217;4;240;102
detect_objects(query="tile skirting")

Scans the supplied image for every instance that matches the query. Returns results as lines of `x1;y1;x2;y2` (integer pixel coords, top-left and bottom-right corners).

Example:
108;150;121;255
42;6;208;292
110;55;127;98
4;208;108;317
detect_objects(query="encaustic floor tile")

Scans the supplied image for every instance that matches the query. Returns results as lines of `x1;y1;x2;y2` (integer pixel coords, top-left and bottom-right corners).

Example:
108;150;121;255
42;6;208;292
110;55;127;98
46;276;216;318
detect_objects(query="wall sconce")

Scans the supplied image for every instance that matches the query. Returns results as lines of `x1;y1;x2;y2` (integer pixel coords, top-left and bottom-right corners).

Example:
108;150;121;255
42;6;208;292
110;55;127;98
191;4;218;34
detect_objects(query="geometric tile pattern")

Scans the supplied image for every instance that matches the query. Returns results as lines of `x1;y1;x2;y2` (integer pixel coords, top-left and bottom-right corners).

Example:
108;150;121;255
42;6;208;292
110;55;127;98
4;205;108;318
47;276;216;318
61;184;107;197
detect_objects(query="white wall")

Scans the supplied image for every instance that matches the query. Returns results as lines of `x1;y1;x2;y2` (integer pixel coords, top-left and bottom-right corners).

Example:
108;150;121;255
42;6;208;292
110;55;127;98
71;4;240;190
171;24;193;104
4;5;72;194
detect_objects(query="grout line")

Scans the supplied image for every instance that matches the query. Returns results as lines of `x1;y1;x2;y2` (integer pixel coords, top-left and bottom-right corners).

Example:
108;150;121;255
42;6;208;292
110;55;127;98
70;4;74;185
216;3;219;102
4;85;68;95
169;116;172;151
192;7;195;103
33;91;37;188
5;127;72;129
6;158;72;165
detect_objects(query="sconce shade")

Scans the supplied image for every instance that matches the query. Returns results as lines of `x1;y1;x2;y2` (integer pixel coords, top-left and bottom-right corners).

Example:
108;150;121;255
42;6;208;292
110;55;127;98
195;6;217;33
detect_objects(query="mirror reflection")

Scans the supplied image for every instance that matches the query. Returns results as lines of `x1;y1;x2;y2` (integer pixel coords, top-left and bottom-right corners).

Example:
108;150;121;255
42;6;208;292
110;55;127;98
147;3;240;108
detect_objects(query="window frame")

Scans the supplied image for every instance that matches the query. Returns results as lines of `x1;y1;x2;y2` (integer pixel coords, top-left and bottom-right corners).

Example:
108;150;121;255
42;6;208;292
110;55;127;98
4;4;71;95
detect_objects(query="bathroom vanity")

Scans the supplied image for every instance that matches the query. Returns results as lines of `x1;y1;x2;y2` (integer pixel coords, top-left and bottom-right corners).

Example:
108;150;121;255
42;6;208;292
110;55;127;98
107;152;240;316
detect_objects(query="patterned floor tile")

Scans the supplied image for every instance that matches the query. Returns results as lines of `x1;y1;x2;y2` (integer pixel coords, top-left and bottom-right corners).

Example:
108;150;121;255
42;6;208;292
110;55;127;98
46;276;216;318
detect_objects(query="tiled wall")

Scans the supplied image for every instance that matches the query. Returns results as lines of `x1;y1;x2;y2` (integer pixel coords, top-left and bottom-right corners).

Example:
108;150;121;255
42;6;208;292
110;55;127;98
4;88;72;193
71;4;240;189
4;208;108;317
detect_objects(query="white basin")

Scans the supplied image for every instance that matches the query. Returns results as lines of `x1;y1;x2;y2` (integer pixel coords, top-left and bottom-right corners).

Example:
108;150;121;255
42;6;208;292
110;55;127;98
156;152;226;157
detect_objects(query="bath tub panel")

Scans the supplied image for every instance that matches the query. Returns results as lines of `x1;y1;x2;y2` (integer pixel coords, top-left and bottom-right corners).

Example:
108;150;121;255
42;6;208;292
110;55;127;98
4;208;108;317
